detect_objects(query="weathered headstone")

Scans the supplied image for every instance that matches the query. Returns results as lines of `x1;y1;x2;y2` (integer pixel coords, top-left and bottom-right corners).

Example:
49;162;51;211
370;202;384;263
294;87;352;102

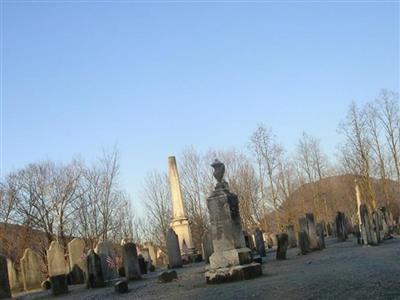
359;204;376;245
166;228;183;268
68;238;86;284
86;250;105;288
243;231;255;251
298;231;310;255
254;228;266;257
316;223;325;249
202;231;214;264
7;259;22;293
20;248;44;291
0;254;11;299
286;225;297;248
47;241;68;295
122;243;141;280
305;213;319;250
276;233;288;260
95;241;118;282
144;242;157;268
335;212;348;242
269;233;277;248
372;211;382;243
205;159;261;284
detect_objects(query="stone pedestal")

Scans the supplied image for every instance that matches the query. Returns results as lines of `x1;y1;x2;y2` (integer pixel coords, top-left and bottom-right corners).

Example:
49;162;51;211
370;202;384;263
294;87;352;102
205;159;261;284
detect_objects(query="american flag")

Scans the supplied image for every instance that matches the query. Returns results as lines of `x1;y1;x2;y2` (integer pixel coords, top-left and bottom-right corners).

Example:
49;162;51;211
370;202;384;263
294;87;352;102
106;255;117;269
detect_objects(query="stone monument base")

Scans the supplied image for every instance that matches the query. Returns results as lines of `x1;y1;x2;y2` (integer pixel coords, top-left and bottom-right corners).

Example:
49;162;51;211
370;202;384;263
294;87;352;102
205;263;262;284
50;274;68;295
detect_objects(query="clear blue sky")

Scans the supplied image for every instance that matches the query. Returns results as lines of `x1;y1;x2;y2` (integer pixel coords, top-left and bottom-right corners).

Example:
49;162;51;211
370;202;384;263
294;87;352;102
1;1;399;208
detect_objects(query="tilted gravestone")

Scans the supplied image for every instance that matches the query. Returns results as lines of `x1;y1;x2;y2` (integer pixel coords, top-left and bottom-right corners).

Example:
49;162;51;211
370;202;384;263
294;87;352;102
95;241;118;282
7;259;22;293
122;243;141;280
335;212;348;242
276;233;288;260
86;250;105;288
0;254;11;299
47;241;68;295
286;225;297;248
316;223;325;249
166;228;182;269
20;248;44;291
254;228;266;257
68;238;86;284
305;213;319;250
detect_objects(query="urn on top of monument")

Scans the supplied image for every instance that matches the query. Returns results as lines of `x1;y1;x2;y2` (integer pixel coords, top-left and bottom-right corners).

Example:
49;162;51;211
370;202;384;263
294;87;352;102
211;159;228;189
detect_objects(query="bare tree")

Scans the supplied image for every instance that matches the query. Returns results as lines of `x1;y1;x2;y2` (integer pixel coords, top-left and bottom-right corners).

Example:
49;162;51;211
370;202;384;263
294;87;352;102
141;170;171;251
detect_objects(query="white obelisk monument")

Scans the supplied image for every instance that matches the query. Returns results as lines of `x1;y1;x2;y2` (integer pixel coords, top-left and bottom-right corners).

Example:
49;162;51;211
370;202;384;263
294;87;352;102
168;156;194;254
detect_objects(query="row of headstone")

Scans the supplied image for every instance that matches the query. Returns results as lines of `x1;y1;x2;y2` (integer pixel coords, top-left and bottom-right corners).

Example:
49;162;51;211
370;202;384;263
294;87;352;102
358;205;393;246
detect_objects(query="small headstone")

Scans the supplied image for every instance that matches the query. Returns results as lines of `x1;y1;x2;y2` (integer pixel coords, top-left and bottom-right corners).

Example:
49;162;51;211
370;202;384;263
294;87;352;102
47;241;68;295
166;228;183;268
276;233;288;260
372;211;382;243
286;225;297;248
305;213;319;250
0;254;11;299
335;212;348;242
316;223;325;249
86;250;105;288
138;255;147;274
20;248;44;291
158;270;178;283
122;243;141;280
360;204;376;245
326;222;332;236
68;238;86;284
95;241;118;281
254;228;266;257
114;280;128;293
298;231;310;255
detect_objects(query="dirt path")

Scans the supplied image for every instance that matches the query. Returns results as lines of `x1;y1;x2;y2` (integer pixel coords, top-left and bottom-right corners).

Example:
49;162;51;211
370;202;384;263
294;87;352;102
16;236;400;300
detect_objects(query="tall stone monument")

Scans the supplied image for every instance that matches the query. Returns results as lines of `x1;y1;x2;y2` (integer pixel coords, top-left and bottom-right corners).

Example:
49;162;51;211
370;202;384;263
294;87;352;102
168;156;194;255
205;159;262;284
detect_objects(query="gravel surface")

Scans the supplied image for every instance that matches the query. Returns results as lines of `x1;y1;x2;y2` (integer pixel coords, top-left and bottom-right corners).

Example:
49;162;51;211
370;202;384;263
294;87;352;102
15;236;400;300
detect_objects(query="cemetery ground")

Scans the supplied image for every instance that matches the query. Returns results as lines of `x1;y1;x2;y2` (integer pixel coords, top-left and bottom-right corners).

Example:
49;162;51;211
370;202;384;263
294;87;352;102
15;236;400;300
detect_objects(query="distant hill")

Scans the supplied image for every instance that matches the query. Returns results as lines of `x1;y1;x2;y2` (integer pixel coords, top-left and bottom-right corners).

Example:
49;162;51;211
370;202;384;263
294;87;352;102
285;174;400;224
